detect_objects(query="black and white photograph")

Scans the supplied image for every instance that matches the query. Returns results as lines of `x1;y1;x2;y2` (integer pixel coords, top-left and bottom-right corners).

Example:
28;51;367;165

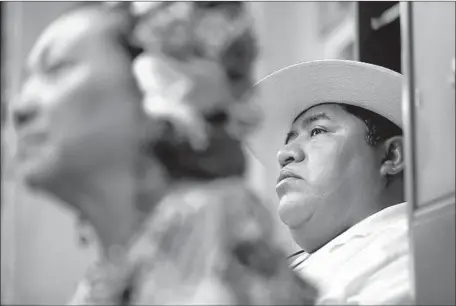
1;1;455;305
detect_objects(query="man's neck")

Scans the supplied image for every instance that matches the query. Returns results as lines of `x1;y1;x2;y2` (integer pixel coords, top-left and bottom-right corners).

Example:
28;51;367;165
382;179;405;208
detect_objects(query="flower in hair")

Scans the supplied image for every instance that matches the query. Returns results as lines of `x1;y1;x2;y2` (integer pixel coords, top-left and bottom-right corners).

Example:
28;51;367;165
126;2;259;150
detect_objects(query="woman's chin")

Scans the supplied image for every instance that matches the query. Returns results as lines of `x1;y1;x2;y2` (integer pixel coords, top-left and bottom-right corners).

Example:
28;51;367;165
16;155;59;192
20;165;50;191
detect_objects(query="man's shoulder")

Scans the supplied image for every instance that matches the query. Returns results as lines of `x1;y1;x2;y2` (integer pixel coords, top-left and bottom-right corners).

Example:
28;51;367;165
293;203;412;304
360;202;410;259
332;202;409;257
294;217;409;273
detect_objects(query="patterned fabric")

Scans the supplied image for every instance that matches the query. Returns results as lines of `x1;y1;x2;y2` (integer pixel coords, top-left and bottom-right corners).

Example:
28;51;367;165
293;203;414;305
66;3;317;304
68;179;317;305
127;1;260;151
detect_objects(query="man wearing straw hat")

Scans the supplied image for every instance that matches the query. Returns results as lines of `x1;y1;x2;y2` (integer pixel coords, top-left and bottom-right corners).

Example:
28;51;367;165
248;60;413;304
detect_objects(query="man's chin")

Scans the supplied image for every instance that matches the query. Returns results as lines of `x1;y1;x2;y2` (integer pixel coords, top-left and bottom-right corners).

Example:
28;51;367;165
278;195;316;229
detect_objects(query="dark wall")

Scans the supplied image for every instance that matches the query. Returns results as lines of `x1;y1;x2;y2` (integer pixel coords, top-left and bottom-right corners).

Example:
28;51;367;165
357;2;401;73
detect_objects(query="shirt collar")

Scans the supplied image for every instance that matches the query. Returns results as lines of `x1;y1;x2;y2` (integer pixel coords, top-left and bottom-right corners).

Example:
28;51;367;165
329;202;408;250
294;202;408;266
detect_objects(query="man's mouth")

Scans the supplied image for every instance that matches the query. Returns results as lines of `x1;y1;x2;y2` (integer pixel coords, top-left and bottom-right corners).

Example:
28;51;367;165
277;169;303;184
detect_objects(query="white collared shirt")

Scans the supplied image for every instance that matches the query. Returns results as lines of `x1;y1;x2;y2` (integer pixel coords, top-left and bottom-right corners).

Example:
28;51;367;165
292;203;414;305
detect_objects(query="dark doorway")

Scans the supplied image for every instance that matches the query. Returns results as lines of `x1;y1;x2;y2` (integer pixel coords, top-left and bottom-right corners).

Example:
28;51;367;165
357;2;401;73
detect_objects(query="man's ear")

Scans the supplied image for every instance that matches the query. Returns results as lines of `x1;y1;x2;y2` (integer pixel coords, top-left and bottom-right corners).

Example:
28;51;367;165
380;136;404;177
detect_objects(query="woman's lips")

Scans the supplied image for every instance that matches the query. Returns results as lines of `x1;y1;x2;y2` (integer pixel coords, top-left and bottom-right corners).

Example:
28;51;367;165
18;131;48;146
16;131;48;157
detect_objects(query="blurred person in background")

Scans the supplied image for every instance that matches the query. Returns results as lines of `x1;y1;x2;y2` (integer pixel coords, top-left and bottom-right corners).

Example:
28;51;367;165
12;2;316;305
248;60;413;304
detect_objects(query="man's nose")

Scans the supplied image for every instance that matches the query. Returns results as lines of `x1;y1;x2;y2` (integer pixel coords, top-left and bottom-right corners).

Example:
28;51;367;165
277;143;305;168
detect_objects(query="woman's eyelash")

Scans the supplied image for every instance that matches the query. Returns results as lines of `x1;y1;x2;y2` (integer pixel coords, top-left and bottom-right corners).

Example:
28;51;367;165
46;62;66;72
45;60;75;74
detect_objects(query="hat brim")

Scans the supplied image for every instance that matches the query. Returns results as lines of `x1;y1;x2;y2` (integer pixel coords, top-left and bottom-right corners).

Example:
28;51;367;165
246;60;403;174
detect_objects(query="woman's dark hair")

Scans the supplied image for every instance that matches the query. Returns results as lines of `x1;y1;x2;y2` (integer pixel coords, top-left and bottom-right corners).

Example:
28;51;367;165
66;2;143;61
116;31;144;61
151;122;246;181
65;2;247;181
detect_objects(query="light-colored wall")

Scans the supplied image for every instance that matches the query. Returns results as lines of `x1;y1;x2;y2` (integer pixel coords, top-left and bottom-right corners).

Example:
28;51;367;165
1;2;328;304
1;3;98;305
250;2;326;254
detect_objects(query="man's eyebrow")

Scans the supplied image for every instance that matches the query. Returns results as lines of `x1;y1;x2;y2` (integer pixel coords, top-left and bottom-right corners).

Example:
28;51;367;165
297;112;331;128
284;112;331;144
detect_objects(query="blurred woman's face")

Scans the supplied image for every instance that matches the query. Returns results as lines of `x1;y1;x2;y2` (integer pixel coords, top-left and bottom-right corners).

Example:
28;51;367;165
14;7;144;189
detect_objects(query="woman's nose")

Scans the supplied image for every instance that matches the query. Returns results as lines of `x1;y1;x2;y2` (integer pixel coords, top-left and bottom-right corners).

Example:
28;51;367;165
12;79;42;130
13;106;38;129
12;92;39;130
277;143;305;168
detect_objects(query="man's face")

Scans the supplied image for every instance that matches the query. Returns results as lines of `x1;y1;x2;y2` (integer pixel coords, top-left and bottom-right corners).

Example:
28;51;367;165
276;104;384;252
14;7;143;189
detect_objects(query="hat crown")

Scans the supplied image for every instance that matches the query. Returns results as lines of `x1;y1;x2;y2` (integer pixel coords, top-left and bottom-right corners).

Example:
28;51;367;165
247;60;403;170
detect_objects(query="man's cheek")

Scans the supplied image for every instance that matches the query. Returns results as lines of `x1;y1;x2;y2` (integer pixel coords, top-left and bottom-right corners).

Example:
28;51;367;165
307;152;338;184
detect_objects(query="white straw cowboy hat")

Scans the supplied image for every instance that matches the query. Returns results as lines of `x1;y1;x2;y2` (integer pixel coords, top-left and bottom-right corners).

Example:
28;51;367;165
246;59;403;174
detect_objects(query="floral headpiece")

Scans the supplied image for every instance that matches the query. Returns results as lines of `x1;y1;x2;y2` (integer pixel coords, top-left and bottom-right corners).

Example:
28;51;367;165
108;1;260;150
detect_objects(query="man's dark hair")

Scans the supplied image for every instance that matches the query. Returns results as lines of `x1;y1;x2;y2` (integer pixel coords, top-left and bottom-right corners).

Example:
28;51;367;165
303;102;404;184
299;102;402;148
337;103;403;147
332;103;404;185
340;103;404;186
63;2;245;181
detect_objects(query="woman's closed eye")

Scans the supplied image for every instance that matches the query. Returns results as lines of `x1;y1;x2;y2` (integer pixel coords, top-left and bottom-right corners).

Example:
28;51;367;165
310;127;327;137
44;60;75;76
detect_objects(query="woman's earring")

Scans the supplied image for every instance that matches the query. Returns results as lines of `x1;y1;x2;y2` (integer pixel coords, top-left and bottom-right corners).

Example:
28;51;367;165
76;214;92;247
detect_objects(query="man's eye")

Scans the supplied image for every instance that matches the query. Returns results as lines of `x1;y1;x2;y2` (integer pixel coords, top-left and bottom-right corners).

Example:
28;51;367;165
310;128;327;137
